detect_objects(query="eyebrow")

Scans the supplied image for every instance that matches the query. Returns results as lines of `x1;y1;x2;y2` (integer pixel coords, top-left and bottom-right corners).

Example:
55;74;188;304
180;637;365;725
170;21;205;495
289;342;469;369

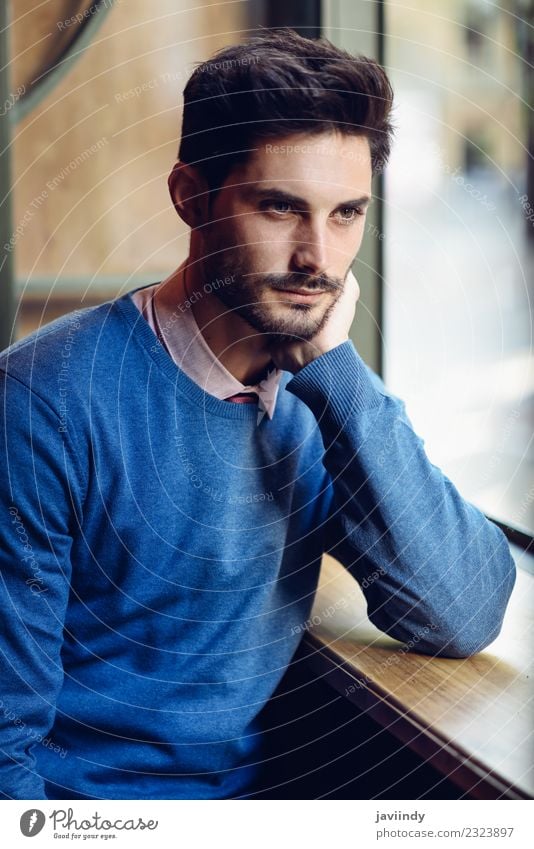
248;187;372;209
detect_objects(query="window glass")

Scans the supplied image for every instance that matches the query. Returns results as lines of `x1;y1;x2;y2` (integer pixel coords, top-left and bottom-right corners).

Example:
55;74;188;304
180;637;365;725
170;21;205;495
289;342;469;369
384;0;533;534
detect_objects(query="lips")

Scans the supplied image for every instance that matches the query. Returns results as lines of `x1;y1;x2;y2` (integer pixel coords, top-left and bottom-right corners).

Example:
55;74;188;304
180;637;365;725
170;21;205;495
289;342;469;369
284;288;327;295
271;287;327;298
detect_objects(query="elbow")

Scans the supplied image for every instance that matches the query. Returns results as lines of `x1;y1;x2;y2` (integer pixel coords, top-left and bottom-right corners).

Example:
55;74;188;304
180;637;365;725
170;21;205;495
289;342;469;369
385;613;510;660
429;620;507;659
375;536;517;659
418;538;517;659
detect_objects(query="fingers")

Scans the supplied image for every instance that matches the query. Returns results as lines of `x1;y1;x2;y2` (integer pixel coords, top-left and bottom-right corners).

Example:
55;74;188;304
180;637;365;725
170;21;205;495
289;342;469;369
346;268;360;298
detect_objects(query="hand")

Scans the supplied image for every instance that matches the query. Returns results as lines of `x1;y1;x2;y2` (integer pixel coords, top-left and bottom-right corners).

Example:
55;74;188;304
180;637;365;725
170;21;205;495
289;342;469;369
269;269;360;373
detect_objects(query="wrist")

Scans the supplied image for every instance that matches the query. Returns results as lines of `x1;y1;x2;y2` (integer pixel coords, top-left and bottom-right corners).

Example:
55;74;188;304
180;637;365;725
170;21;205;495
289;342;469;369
291;336;350;373
286;338;384;423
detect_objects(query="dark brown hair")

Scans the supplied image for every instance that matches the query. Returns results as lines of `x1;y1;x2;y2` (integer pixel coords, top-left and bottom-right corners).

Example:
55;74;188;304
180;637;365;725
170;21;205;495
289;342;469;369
178;29;395;198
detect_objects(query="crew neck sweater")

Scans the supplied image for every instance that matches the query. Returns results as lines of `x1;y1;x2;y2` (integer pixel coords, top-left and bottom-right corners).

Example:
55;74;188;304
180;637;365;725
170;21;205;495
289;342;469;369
0;287;516;800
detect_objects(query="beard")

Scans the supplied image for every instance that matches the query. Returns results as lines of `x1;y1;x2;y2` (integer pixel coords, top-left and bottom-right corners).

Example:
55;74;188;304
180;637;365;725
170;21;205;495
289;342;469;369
201;246;345;343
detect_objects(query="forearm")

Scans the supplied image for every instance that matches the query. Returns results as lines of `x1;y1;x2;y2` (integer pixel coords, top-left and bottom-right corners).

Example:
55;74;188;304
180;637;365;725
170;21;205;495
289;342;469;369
285;340;516;657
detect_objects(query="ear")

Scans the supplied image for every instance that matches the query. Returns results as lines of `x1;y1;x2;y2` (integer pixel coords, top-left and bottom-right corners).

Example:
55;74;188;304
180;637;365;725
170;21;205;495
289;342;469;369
168;161;210;228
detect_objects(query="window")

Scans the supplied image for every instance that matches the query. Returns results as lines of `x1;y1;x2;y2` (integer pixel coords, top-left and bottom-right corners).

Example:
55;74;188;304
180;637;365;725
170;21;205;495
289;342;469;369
383;0;533;536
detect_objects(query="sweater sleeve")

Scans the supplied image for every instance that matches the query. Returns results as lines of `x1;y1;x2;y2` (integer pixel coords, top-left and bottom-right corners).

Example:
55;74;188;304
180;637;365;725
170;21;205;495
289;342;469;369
285;340;516;658
0;371;85;799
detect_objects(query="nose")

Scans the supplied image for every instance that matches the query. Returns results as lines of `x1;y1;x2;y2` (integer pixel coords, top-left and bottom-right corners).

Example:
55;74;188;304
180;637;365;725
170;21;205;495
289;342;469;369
290;218;329;276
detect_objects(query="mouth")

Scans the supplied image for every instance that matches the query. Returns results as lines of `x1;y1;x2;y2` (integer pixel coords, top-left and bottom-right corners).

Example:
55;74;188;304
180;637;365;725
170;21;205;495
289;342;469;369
271;287;328;303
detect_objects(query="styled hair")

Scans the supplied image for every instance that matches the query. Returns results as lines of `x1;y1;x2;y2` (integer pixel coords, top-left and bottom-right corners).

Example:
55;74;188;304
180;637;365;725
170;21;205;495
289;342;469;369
178;28;395;198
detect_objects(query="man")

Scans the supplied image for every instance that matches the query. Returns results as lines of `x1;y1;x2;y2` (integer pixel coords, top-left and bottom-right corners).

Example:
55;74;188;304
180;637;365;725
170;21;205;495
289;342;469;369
0;29;515;800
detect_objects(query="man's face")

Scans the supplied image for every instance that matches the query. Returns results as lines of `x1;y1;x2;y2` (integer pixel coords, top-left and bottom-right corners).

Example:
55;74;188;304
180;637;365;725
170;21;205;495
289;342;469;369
200;131;373;342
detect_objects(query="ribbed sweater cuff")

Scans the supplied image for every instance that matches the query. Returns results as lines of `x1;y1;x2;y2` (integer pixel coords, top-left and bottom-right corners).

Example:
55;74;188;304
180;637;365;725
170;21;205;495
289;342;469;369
285;340;384;427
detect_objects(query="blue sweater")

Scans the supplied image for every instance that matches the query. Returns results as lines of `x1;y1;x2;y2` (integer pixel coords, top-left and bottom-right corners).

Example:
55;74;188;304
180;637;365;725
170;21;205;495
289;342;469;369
0;287;516;800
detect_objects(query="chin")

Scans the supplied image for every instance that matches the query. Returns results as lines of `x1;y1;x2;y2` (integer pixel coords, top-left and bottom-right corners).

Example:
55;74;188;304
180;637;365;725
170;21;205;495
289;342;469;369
255;311;325;342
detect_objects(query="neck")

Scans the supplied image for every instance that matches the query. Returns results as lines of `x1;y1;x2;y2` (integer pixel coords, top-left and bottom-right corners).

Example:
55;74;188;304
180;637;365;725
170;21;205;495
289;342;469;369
157;257;274;386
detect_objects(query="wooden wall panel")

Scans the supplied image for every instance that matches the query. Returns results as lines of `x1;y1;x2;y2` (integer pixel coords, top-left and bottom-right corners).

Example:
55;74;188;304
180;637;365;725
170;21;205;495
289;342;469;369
10;0;249;295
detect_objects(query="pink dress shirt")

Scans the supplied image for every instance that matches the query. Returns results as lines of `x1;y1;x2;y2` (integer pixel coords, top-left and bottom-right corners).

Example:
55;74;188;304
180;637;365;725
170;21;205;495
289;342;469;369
131;281;282;423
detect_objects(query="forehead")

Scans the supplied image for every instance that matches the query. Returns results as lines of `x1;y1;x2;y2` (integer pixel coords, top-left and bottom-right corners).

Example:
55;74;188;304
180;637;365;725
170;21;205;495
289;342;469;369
234;131;372;197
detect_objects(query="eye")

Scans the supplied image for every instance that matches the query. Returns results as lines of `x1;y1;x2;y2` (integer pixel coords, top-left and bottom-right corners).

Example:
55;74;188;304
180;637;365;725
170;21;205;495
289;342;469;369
334;205;366;224
264;200;293;215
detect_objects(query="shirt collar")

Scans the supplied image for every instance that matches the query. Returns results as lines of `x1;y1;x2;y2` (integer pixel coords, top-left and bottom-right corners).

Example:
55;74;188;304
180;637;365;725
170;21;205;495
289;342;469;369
152;285;283;421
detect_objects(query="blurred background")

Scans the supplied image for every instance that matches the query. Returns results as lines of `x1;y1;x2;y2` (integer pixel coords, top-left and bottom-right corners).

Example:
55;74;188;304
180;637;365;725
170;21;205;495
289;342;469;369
1;0;533;540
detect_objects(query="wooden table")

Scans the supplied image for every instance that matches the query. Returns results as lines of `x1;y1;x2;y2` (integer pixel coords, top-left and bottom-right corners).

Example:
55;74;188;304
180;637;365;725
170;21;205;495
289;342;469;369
303;547;533;799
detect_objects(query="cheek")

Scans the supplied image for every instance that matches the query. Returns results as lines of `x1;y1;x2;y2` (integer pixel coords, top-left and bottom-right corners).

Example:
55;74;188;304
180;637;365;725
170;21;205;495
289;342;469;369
242;217;279;246
220;215;264;255
236;218;290;263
